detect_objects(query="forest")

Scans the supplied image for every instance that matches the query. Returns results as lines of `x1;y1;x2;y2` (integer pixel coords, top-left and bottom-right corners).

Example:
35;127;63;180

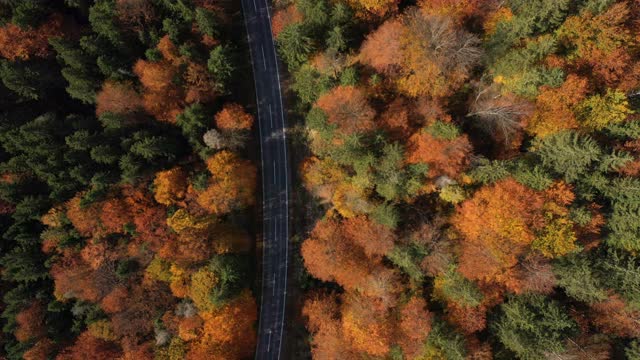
0;0;258;359
273;0;640;359
1;0;640;359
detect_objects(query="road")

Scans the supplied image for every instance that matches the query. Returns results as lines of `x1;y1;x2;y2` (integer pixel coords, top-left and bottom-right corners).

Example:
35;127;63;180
240;0;290;359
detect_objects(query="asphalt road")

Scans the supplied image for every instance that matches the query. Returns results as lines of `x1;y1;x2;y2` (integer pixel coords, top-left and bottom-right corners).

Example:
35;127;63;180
240;0;290;359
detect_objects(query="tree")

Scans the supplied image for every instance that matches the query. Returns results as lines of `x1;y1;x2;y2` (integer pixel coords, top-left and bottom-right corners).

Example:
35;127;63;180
315;86;375;135
276;23;313;69
405;129;471;179
95;81;143;116
590;295;640;338
56;331;122;360
14;302;46;342
398;296;433;358
576;89;633;130
467;83;532;142
153;167;187;206
345;0;398;18
0;14;62;60
453;178;546;290
186;291;257;360
197;151;257;215
272;4;303;38
133;53;183;122
359;9;481;98
527;75;588;137
492;294;577;360
215;103;254;131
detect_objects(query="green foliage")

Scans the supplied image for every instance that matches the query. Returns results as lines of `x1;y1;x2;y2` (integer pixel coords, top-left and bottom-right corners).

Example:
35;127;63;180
176;103;210;153
604;177;640;251
50;37;102;104
490;35;564;97
387;245;425;282
0;60;63;101
600;250;640;309
425;320;467;360
426;121;460;140
207;255;249;307
11;0;49;28
492;294;578;360
195;8;218;37
207;45;235;89
89;0;125;48
468;158;511;184
434;267;483;307
534;131;602;183
370;202;399;229
292;65;333;105
553;254;608;303
277;24;314;69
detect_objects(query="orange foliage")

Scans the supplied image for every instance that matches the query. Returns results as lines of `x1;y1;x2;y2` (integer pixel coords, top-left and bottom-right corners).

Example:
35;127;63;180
66;193;101;237
272;4;303;37
345;0;398;18
301;156;347;203
121;185;173;249
56;331;122;360
453;179;546;289
398;297;433;358
405;130;472;178
197;151;257;215
342;216;395;258
303;293;357;359
341;293;393;356
0;15;63;60
186;291;257;360
590;295;640;338
315;86;376;135
15;303;46;342
215;103;254;131
301;217;399;306
418;0;479;23
527;75;589;137
445;303;487;334
153;167;188;206
100;198;130;234
359;19;404;73
360;10;480;98
95;81;143;116
100;286;129;314
23;339;56;360
133;37;187;123
380;98;413;139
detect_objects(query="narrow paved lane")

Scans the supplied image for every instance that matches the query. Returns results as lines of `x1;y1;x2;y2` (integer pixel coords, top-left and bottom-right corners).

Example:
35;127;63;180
240;0;290;359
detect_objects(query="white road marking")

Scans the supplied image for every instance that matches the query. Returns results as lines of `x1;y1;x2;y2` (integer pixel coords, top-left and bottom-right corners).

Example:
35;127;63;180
267;331;272;352
273;161;276;184
252;0;257;12
269;104;273;127
261;45;267;70
272;273;276;296
265;3;290;359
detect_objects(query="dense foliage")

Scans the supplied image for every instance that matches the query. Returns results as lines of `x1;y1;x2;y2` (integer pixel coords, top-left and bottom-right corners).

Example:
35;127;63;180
0;1;258;359
275;0;640;358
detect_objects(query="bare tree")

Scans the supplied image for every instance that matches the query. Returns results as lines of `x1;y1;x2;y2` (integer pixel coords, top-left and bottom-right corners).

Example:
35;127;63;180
467;82;532;142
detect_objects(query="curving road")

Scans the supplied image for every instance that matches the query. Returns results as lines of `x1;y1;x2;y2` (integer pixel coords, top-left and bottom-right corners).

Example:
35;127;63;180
241;0;290;359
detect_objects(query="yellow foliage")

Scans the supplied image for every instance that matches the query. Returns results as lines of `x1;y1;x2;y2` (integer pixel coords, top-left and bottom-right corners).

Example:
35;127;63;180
439;184;466;204
532;216;577;258
155;337;187;360
577;89;633;130
332;183;374;218
153;167;187;206
484;7;513;36
190;268;219;313
169;265;191;298
41;206;64;227
145;256;172;282
87;320;116;341
167;209;216;233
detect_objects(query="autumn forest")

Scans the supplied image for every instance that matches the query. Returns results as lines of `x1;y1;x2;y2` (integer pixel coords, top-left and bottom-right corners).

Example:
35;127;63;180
0;0;639;359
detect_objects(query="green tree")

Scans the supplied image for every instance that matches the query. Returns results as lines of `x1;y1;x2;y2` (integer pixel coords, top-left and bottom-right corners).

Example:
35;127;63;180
492;294;578;360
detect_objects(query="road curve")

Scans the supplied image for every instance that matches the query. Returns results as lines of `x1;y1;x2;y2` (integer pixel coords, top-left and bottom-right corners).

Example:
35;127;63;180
240;0;290;359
